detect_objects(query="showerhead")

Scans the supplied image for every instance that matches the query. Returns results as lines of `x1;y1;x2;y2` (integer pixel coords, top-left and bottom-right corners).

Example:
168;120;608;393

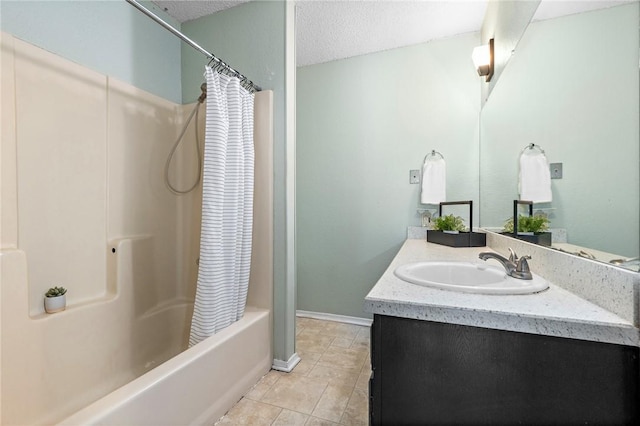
197;82;207;104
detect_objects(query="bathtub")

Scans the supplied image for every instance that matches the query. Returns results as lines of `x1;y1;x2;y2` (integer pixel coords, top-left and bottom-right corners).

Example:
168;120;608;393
59;306;271;426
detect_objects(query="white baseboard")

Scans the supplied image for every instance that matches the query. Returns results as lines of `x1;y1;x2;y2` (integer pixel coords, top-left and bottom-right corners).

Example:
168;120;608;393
272;352;301;373
296;310;373;327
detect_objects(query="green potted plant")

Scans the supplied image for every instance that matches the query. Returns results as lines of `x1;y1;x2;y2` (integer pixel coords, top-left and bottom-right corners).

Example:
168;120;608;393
502;214;552;246
433;214;467;234
44;286;67;313
427;201;486;248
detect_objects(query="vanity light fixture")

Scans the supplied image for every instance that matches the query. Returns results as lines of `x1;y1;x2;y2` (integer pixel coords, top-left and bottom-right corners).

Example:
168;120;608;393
472;38;494;82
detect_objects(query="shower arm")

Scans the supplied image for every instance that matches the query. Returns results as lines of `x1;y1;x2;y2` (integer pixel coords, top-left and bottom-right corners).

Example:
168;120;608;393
125;0;261;93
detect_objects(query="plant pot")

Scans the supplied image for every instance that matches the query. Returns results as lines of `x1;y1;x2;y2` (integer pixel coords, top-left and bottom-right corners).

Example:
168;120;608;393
427;201;486;248
500;232;552;247
44;294;66;313
427;230;487;248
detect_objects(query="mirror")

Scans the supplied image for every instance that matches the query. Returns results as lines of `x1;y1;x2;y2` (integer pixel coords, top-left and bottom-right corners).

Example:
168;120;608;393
479;2;639;270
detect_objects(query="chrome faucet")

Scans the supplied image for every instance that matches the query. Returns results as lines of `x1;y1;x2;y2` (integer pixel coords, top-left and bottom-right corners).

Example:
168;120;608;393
479;248;533;280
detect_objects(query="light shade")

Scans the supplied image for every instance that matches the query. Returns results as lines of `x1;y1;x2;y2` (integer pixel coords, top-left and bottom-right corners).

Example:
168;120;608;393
472;38;494;82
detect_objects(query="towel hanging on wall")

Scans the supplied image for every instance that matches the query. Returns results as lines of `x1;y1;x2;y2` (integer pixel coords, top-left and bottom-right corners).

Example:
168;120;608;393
421;151;446;204
519;144;552;203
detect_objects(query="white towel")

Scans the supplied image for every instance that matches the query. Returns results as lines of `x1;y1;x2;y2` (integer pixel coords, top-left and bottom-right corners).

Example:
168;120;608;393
421;158;446;204
519;152;552;203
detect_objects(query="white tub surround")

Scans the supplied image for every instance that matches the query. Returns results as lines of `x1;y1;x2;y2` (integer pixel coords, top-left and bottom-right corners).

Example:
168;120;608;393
364;238;639;347
1;32;275;425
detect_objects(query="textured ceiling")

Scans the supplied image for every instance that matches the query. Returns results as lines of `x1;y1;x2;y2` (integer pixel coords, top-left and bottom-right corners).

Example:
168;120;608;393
153;0;251;23
295;1;487;67
153;0;250;22
152;0;634;67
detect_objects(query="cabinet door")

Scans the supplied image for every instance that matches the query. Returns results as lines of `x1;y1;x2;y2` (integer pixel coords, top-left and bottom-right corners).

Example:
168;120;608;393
371;314;639;425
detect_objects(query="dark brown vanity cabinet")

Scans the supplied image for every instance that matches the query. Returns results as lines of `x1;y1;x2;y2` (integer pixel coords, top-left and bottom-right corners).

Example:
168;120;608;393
369;314;639;425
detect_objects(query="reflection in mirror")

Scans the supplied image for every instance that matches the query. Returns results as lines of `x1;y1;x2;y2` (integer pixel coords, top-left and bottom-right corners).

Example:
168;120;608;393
480;0;540;102
479;2;639;271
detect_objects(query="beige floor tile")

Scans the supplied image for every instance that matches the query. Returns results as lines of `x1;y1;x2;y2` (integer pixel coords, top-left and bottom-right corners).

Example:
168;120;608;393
217;398;281;425
355;369;370;391
317;346;368;370
296;317;317;328
297;349;323;363
299;318;329;332
220;319;372;425
355;326;370;339
272;409;309;425
244;370;282;400
349;340;369;351
291;358;316;376
350;328;370;350
260;374;328;415
330;337;354;348
311;384;354;423
296;328;321;340
297;333;335;353
307;363;360;388
341;388;369;426
305;416;340;426
360;353;371;374
320;322;361;340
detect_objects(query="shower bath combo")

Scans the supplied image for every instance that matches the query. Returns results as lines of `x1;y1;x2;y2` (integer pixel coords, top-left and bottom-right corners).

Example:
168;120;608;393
0;1;274;424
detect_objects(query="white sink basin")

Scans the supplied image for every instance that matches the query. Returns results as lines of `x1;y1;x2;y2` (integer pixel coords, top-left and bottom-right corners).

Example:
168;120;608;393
394;261;549;295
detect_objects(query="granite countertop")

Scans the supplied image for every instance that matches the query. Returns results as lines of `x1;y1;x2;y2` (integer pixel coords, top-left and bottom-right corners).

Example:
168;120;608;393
364;239;640;346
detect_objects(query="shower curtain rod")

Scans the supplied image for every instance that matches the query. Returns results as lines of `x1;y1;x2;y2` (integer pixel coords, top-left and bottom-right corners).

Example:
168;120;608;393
125;0;261;93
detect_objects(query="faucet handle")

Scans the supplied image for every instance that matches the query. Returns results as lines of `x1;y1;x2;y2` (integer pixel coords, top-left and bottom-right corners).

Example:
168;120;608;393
516;255;532;273
508;247;518;263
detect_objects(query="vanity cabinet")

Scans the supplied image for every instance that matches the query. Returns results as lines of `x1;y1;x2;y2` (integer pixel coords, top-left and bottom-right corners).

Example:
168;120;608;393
369;314;639;425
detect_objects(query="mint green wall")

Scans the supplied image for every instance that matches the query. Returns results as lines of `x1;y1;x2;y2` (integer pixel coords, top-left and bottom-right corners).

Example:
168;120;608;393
297;33;480;318
480;3;639;257
180;1;285;103
0;1;182;103
181;1;292;361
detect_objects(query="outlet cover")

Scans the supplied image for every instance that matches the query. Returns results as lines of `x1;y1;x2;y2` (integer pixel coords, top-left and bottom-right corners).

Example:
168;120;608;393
550;163;563;179
410;170;421;184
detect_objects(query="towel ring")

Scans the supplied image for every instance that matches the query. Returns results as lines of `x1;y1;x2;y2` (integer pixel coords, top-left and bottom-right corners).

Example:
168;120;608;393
423;149;445;162
520;143;545;155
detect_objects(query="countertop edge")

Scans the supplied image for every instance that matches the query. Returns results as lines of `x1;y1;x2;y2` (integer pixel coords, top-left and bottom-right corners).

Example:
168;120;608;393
364;298;640;346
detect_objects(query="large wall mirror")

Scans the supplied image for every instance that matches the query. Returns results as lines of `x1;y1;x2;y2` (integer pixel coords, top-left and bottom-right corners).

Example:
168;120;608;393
479;2;639;270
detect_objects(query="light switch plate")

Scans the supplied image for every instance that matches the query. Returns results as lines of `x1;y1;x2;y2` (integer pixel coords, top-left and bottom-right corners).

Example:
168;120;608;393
550;163;563;179
410;170;421;184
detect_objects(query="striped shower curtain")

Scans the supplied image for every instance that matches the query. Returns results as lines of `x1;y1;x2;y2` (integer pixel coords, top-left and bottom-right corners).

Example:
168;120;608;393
189;67;255;347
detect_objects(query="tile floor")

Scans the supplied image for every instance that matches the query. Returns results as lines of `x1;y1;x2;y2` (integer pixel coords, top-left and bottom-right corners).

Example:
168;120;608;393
216;317;371;425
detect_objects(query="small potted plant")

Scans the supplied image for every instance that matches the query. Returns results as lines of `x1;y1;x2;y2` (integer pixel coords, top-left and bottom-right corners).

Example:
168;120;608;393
434;214;467;234
502;214;552;247
426;201;486;247
44;286;67;314
428;214;487;248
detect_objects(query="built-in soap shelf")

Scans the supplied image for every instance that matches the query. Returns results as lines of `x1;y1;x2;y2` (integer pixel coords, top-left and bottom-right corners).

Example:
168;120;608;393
31;292;117;320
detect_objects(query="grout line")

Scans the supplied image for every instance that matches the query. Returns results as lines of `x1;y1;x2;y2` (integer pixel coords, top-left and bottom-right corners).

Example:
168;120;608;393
339;384;359;426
